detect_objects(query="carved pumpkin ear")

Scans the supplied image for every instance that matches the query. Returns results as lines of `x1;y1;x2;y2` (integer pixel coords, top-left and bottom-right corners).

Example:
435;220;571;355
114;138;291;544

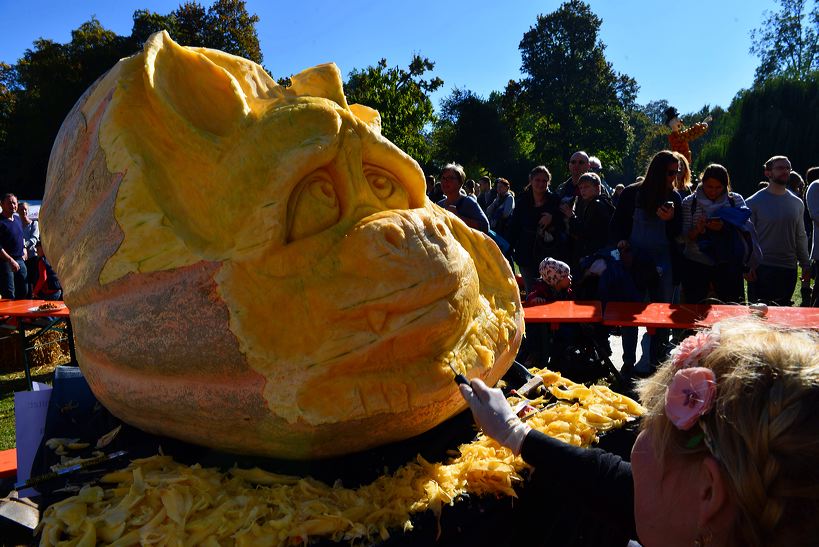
349;104;382;133
288;63;349;110
143;31;249;137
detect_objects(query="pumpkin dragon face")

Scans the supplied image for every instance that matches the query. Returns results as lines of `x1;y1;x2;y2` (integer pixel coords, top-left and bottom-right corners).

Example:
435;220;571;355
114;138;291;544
41;31;523;459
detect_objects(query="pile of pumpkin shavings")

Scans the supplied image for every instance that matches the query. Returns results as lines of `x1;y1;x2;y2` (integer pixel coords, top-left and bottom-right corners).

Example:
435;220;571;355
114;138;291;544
37;370;643;546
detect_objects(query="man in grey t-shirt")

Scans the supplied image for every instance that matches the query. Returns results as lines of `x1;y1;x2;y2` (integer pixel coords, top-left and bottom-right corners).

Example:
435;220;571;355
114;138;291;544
746;155;811;306
806;172;819;306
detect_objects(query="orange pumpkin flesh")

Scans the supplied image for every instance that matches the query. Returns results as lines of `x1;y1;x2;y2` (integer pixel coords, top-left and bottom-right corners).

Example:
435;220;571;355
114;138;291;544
41;31;523;459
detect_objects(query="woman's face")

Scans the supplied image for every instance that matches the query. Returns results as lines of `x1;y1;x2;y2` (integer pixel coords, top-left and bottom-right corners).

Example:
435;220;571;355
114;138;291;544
702;177;726;201
496;183;509;196
529;173;549;195
631;429;701;546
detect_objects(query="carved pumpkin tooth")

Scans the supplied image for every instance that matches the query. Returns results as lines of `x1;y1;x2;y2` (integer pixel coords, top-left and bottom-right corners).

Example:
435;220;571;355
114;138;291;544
366;310;388;334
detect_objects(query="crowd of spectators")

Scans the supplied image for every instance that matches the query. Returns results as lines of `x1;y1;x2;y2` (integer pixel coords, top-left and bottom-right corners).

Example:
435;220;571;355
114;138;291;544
428;151;816;375
0;193;62;301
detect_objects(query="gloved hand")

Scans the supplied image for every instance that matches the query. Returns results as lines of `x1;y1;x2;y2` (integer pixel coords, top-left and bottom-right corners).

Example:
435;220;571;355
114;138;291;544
459;378;532;455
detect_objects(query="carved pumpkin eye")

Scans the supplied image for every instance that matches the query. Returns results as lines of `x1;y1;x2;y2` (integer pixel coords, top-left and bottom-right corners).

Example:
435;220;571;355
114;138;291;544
287;170;340;242
364;165;408;209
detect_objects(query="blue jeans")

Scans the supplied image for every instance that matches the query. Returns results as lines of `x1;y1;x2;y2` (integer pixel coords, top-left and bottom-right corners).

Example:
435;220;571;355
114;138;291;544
621;208;673;372
0;258;27;299
747;264;797;306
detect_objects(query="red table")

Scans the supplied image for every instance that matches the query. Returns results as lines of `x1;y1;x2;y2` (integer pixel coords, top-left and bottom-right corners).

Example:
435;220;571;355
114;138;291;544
0;448;16;479
523;300;603;330
0;299;74;390
602;302;819;333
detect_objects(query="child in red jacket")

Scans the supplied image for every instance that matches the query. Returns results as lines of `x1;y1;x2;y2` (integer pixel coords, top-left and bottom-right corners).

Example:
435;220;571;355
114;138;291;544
524;257;572;306
31;241;62;300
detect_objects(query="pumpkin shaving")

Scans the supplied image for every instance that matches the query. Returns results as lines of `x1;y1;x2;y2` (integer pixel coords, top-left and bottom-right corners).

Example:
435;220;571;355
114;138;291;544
38;369;642;546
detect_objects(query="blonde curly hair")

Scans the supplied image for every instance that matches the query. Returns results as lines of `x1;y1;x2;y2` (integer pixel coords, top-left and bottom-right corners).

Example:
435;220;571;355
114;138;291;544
637;318;819;547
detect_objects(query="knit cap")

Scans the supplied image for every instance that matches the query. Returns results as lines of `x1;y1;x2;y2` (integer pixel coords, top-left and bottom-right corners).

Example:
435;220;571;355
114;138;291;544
539;257;571;288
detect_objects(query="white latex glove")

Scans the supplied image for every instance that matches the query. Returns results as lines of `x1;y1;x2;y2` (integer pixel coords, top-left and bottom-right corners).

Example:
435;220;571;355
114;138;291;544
459;378;532;455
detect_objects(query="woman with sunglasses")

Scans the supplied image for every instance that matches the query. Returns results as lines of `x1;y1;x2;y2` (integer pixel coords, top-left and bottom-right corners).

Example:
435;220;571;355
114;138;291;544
610;150;683;376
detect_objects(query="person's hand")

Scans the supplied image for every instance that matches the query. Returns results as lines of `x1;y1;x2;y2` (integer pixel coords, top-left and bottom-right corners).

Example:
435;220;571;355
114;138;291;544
657;203;675;221
801;268;811;283
538;212;553;228
689;217;706;241
705;218;723;231
7;258;19;273
559;203;573;218
744;268;757;282
459;378;531;455
22;248;27;261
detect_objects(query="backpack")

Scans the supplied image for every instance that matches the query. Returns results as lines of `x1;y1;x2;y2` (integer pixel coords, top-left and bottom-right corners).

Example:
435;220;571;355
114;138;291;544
690;195;756;268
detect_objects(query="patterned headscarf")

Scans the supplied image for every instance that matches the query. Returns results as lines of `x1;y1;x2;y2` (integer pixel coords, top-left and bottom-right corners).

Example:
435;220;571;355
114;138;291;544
539;257;571;288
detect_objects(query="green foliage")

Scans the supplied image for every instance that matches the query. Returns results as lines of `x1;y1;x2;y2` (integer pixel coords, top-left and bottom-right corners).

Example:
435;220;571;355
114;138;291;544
344;56;443;166
515;0;635;181
431;89;526;185
750;0;819;84
0;1;262;198
625;107;667;181
428;1;638;188
699;73;819;196
131;1;261;63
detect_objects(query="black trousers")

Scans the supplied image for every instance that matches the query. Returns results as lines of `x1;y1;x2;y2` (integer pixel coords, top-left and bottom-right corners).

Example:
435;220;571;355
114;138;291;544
747;264;797;306
681;258;745;304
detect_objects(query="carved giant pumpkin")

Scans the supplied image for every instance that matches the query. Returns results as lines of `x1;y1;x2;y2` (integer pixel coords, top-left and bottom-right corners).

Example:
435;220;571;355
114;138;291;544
41;32;523;459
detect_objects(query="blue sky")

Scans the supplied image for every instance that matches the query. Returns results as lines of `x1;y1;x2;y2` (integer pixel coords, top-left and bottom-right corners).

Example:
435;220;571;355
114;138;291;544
0;0;773;114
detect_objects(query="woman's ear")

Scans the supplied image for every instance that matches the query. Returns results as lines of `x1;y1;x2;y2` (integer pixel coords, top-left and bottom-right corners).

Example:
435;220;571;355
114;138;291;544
697;456;736;531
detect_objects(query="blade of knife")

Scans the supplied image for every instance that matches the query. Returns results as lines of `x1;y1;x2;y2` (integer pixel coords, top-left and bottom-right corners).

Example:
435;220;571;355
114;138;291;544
446;362;469;385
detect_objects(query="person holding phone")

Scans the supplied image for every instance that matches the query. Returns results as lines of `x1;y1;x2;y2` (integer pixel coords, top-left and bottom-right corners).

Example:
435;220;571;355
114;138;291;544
610;150;683;376
680;164;752;304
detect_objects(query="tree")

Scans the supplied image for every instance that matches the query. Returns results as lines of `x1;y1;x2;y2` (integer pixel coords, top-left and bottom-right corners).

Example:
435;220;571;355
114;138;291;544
699;75;819;195
0;1;263;198
750;0;819;84
515;0;636;182
344;56;443;165
431;89;525;184
130;1;261;63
